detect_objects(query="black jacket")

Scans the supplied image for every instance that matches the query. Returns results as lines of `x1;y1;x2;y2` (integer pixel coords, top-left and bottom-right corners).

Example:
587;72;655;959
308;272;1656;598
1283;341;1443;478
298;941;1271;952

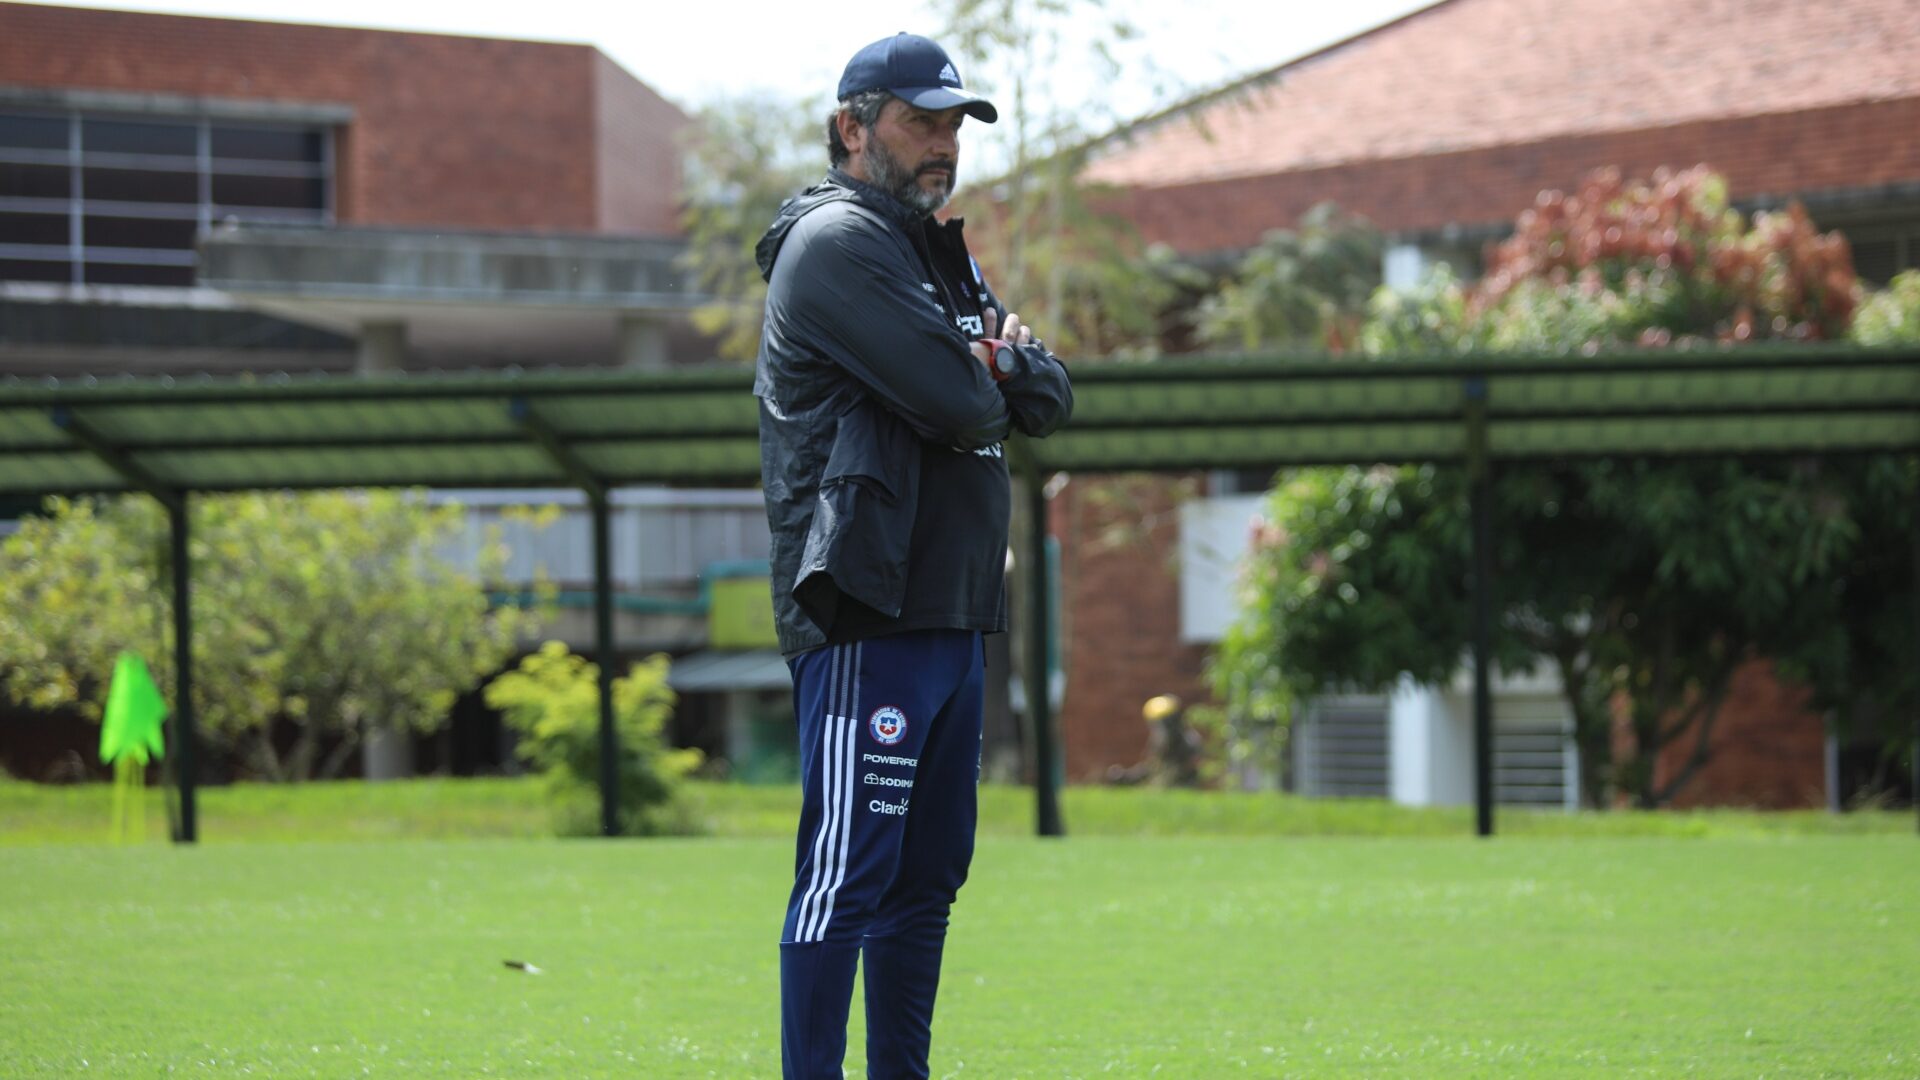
754;170;1074;656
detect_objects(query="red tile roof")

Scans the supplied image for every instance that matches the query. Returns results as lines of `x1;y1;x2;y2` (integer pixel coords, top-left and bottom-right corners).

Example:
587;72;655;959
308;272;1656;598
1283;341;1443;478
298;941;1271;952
1085;0;1920;189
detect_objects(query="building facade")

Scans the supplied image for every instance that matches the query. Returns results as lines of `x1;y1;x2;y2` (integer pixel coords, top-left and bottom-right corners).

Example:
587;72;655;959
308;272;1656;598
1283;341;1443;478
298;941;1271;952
0;1;697;377
1052;0;1920;807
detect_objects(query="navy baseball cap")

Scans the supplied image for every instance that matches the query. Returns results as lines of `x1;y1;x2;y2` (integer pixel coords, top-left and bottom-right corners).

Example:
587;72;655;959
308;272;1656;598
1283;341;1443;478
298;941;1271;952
837;33;999;123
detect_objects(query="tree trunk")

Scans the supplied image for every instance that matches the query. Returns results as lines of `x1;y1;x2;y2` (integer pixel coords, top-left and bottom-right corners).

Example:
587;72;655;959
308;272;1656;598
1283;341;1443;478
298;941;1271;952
252;730;288;783
1623;619;1683;808
1552;650;1611;809
319;731;363;781
285;714;325;782
1626;652;1738;809
1647;669;1736;807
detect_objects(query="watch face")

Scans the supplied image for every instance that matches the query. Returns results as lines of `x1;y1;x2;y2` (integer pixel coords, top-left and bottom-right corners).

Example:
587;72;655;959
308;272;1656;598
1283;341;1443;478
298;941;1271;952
993;345;1016;374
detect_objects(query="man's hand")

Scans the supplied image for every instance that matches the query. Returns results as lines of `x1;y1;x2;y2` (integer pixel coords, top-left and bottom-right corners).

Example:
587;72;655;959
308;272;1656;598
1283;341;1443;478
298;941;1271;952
969;307;1036;366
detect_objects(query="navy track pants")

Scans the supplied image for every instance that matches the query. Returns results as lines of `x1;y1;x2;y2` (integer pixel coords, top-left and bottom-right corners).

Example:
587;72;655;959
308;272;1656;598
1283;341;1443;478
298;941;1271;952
780;629;984;1080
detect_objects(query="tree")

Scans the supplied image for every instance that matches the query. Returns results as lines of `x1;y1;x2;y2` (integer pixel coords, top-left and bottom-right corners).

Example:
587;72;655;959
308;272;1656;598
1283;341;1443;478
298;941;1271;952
1215;166;1876;808
678;95;825;361
1760;458;1918;803
1196;203;1385;353
0;491;539;780
675;3;1200;361
1777;269;1920;802
938;0;1199;357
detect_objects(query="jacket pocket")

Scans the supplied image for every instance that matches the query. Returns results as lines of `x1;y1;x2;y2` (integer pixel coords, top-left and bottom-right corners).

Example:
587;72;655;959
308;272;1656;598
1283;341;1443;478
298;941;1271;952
819;397;911;500
794;400;920;627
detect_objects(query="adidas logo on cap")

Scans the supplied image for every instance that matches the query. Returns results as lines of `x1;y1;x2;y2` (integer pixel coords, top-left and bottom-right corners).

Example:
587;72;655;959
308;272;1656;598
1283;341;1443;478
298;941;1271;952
938;62;959;84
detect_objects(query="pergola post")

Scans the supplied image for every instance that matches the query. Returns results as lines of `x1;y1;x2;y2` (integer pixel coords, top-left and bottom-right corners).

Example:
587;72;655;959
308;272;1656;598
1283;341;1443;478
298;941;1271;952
1465;376;1495;838
511;397;621;837
590;490;620;837
1025;469;1065;838
48;406;199;842
168;494;198;845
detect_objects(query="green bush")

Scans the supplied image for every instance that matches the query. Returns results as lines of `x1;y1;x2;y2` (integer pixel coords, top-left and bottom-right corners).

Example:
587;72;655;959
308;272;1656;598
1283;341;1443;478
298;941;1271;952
484;641;703;836
1359;263;1474;355
1852;269;1920;344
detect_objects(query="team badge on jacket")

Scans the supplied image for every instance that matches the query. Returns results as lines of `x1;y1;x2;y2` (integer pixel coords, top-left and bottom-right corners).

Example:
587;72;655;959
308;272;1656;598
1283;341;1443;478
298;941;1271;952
869;706;908;746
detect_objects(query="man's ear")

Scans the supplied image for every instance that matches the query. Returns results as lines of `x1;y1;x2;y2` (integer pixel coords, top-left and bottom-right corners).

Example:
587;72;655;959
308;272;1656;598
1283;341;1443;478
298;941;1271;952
836;109;868;157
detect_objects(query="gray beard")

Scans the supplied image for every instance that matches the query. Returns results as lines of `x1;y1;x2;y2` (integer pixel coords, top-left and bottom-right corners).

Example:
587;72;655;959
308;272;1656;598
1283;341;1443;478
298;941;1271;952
862;139;952;216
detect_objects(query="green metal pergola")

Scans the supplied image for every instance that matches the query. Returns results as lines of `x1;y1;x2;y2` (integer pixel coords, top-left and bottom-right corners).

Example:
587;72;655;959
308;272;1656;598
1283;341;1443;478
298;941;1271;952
2;344;1917;840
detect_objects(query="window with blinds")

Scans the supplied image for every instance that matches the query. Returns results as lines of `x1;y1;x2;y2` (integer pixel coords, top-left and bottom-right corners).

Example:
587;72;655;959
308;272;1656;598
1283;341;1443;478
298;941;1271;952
0;110;331;288
1492;695;1576;808
1291;696;1391;798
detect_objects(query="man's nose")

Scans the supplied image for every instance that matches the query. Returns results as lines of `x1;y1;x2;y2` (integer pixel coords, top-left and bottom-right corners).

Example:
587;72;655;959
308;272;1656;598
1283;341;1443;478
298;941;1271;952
931;125;959;156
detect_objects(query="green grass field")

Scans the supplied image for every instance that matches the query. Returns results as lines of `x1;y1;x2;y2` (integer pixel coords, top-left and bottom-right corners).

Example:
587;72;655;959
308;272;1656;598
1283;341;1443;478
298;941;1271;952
3;781;1917;1077
6;776;1913;844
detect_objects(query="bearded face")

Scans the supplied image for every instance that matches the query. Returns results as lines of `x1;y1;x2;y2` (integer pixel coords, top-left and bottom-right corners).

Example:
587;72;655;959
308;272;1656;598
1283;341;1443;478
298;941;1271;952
861;133;956;215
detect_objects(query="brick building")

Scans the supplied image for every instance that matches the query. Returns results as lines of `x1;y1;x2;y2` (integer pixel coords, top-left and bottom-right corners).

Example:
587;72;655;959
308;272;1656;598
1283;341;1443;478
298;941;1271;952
1052;0;1920;806
0;1;697;376
0;2;682;235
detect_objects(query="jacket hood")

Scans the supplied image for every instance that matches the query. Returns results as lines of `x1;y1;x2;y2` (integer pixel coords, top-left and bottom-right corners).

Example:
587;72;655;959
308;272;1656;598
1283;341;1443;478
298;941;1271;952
756;170;923;282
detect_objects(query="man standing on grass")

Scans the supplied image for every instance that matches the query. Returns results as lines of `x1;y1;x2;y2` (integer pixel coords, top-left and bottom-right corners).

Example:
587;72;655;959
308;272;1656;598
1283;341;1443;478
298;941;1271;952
753;31;1074;1080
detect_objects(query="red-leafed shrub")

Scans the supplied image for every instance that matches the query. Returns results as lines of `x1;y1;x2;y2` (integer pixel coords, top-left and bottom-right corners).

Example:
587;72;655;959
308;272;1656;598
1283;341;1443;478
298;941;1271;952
1474;166;1858;346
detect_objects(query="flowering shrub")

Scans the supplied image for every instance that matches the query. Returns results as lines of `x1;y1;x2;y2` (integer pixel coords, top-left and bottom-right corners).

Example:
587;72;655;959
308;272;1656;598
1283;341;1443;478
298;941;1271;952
1473;166;1857;348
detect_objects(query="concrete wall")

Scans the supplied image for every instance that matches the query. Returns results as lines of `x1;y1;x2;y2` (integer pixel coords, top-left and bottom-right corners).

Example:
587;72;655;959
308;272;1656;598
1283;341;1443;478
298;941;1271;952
1176;494;1265;644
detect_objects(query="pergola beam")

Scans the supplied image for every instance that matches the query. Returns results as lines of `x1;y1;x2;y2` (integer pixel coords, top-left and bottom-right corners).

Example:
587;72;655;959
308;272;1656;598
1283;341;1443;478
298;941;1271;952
509;398;606;501
48;407;181;510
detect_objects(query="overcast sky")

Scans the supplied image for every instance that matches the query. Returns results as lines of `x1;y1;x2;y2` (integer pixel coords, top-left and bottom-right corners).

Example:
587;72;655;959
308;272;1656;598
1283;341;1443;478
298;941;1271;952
25;0;1436;121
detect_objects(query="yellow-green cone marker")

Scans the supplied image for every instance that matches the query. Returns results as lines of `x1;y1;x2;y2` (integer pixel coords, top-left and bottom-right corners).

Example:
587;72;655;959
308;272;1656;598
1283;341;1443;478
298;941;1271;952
99;652;168;842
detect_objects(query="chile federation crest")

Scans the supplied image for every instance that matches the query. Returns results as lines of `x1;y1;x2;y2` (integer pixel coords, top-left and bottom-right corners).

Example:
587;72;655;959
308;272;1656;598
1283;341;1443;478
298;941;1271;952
869;706;908;746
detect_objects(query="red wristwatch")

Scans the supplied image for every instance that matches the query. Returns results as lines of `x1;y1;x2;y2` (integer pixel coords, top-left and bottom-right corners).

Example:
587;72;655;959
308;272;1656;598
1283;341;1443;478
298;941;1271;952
979;338;1018;382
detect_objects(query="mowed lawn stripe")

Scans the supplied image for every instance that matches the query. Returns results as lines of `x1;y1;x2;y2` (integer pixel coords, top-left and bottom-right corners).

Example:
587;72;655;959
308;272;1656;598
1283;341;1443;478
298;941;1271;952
2;836;1915;1077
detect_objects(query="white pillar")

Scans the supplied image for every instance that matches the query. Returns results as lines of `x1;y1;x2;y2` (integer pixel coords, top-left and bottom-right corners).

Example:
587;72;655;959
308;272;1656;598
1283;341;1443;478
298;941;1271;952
363;724;414;781
617;314;669;369
356;319;408;373
725;690;753;774
1389;677;1434;806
